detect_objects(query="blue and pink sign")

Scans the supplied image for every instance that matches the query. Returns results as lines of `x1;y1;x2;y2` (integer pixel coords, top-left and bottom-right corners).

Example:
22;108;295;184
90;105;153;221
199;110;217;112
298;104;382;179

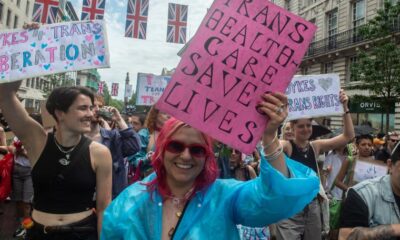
0;20;110;83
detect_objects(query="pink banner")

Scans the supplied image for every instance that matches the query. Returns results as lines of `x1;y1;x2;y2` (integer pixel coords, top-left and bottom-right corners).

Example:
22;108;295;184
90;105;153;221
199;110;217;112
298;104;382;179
157;0;316;154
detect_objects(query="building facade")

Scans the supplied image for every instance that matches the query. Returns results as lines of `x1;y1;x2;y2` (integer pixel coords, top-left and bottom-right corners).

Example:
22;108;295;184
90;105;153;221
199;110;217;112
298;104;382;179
272;0;399;133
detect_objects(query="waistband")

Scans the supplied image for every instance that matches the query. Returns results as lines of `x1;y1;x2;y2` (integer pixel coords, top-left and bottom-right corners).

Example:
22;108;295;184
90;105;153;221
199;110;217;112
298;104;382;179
32;213;97;234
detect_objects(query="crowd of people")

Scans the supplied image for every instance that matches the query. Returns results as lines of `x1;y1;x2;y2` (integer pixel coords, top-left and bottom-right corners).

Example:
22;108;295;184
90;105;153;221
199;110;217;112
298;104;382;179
0;80;399;239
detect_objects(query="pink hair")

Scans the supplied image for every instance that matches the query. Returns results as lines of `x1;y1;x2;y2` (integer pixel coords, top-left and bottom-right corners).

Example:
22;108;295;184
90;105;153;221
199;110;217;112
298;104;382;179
145;118;218;199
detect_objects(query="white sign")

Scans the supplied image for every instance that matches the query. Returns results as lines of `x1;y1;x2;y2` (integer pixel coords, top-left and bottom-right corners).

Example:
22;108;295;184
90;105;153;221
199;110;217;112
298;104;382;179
136;73;171;106
0;20;110;83
286;74;343;120
353;160;387;183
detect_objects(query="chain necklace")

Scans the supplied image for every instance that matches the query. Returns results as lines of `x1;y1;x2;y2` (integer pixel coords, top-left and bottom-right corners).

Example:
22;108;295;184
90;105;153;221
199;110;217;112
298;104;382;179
54;136;80;166
294;142;310;159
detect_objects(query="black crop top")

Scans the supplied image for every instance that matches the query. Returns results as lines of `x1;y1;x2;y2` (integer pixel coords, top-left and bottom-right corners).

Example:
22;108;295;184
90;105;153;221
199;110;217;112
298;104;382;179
31;133;96;214
289;140;318;174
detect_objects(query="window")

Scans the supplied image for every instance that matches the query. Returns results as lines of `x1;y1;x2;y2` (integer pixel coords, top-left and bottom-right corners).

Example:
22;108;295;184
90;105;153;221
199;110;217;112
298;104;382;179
30;77;34;88
13;15;18;28
26;78;30;87
40;79;43;90
0;2;3;23
36;78;39;89
26;1;30;15
16;0;21;7
322;62;334;73
76;78;81;86
285;0;291;11
25;99;33;108
301;66;310;75
347;56;359;82
326;9;338;49
6;9;11;27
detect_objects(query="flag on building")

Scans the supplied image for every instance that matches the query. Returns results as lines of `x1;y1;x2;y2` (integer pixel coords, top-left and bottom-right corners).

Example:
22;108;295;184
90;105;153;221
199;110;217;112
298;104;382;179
81;0;106;20
125;0;149;39
166;3;188;44
111;83;119;96
97;81;105;94
32;0;60;24
125;84;133;99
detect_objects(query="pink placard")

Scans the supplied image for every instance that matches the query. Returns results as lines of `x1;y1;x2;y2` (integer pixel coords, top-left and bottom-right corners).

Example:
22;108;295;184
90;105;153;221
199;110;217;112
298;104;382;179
157;0;317;154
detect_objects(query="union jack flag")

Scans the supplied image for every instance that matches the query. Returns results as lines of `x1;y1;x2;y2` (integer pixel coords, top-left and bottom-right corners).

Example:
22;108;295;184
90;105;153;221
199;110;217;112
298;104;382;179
32;0;60;24
111;83;119;96
125;0;149;39
81;0;106;20
97;81;105;94
166;3;188;44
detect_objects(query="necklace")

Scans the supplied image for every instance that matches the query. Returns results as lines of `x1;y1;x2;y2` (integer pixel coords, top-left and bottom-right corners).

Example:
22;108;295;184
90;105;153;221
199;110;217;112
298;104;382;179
294;142;310;158
54;136;79;166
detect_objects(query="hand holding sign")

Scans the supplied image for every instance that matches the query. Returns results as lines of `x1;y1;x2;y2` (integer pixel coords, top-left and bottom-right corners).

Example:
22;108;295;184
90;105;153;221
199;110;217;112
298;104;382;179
339;89;349;110
257;92;288;136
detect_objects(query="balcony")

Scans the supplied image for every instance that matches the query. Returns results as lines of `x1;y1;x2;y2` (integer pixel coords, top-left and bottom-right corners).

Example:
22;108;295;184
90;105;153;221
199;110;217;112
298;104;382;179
305;20;400;58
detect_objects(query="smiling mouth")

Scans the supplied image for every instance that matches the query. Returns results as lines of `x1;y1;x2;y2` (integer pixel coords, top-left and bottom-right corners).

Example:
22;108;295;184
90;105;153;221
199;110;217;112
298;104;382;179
175;163;193;169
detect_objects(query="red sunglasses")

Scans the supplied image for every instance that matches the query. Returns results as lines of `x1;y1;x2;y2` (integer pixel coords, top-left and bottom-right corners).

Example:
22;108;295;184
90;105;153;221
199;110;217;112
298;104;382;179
165;140;208;158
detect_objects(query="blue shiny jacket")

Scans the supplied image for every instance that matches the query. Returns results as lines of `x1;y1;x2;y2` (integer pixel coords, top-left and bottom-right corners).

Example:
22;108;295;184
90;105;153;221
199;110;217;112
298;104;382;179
100;127;141;198
101;154;319;239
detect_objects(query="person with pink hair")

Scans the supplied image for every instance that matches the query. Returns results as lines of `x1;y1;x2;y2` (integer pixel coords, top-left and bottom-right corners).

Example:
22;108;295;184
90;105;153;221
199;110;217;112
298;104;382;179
101;92;319;239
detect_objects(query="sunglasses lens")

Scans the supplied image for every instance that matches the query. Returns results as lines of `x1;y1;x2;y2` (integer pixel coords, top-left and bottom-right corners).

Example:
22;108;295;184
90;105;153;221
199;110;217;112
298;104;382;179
190;145;207;158
166;141;185;154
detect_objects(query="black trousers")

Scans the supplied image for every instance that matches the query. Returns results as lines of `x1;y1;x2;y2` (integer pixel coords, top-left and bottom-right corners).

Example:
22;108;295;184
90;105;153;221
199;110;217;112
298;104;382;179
26;213;98;240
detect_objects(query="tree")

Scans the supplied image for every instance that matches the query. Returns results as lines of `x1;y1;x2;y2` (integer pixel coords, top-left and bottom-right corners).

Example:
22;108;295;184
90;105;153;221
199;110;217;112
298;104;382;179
350;0;400;134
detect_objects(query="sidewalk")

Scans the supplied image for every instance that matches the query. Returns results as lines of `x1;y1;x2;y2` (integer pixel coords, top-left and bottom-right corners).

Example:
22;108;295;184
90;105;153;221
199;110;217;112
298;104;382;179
0;200;20;240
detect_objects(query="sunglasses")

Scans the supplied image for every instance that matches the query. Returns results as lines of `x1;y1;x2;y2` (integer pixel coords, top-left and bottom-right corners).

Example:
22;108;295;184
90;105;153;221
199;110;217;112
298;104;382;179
165;140;208;158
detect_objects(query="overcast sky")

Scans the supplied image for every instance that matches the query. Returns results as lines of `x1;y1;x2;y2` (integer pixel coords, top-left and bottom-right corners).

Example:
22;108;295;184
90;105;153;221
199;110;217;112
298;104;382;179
68;0;214;100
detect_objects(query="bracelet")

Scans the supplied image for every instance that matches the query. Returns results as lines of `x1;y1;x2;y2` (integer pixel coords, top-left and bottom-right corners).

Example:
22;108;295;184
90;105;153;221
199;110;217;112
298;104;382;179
264;144;284;162
263;132;278;150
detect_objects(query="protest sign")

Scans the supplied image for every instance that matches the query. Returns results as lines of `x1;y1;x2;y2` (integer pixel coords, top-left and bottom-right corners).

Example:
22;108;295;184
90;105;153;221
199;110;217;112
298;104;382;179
136;73;171;106
156;0;317;153
0;20;110;83
353;160;387;183
286;74;343;120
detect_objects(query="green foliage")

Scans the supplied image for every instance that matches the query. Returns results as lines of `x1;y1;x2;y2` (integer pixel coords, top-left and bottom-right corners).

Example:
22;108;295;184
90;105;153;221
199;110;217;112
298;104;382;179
350;0;400;133
108;98;124;111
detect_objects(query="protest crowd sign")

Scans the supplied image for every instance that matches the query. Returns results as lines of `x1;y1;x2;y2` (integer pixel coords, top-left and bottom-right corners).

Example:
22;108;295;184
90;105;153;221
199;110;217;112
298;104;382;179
157;0;317;153
286;73;343;120
136;73;171;106
0;20;110;83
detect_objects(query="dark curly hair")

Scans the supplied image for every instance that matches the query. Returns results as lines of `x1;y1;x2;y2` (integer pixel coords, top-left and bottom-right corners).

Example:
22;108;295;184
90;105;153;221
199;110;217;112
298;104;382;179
46;86;94;122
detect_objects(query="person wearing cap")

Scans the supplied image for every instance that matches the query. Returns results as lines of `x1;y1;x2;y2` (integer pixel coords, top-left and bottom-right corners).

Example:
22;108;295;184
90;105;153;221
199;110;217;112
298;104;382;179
376;132;400;163
338;142;400;240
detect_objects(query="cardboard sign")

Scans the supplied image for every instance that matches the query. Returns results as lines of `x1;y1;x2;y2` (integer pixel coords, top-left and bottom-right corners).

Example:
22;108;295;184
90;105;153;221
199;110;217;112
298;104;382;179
0;20;110;83
156;0;317;153
136;73;171;106
353;160;387;183
286;74;343;120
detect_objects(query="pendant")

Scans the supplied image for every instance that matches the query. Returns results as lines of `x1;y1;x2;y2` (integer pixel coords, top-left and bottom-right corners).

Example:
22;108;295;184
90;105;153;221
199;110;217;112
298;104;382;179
59;158;70;166
176;211;182;218
304;154;308;158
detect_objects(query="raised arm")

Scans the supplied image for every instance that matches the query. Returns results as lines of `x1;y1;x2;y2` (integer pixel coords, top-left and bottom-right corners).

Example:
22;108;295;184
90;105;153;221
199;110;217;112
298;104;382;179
314;90;355;154
339;224;400;240
258;92;289;176
0;81;46;164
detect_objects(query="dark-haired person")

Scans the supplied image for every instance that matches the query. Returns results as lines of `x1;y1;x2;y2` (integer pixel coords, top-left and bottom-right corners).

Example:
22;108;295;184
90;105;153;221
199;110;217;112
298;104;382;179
87;94;140;198
0;81;112;240
275;90;355;240
338;142;400;240
376;132;400;163
101;92;320;239
335;134;387;192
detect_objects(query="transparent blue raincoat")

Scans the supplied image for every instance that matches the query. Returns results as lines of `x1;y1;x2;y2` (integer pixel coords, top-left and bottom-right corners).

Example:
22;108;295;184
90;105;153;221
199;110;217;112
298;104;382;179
101;153;319;240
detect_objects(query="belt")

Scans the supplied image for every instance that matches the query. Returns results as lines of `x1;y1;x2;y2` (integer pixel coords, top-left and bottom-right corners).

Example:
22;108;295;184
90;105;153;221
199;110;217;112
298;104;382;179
32;214;96;234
